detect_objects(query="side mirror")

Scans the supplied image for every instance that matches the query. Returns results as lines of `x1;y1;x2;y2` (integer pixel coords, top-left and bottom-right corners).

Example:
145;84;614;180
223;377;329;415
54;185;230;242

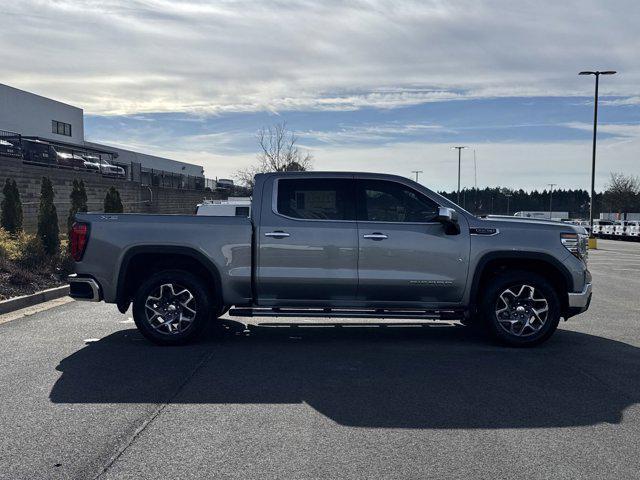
437;207;460;235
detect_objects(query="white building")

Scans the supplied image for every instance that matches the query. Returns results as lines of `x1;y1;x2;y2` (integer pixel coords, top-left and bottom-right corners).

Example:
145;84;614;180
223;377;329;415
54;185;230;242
0;83;203;177
0;84;84;145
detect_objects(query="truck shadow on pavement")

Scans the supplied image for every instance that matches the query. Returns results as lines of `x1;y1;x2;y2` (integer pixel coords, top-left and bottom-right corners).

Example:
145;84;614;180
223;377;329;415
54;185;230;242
50;323;640;429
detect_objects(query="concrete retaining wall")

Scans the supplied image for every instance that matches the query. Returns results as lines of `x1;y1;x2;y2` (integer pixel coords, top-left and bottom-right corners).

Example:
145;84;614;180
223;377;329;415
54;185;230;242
0;156;206;232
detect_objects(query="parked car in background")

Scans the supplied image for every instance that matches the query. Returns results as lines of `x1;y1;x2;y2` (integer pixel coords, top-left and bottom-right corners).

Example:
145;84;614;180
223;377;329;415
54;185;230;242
68;171;592;348
601;222;618;239
0;138;21;158
55;151;86;169
592;220;614;237
626;221;640;240
613;220;640;239
21;138;56;164
82;155;126;177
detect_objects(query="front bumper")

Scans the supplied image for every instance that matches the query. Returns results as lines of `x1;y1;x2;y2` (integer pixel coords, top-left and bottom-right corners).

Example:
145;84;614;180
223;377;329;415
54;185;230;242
566;282;592;316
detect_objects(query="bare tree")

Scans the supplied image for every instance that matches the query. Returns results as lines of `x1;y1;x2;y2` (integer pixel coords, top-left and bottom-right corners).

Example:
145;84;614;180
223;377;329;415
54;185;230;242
236;122;313;189
602;172;640;214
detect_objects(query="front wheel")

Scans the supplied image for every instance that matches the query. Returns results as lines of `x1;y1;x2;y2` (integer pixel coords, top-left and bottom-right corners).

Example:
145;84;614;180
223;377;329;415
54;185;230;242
479;271;561;347
132;270;214;346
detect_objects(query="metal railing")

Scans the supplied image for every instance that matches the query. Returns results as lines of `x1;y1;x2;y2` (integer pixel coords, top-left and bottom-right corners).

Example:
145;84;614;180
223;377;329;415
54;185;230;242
140;168;205;190
0;133;211;191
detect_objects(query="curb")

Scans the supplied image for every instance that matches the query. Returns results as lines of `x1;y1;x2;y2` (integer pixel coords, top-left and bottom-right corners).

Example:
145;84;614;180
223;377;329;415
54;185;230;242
0;285;70;315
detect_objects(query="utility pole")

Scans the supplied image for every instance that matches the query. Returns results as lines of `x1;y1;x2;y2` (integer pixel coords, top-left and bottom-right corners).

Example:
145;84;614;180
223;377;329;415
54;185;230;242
411;170;423;183
548;183;557;220
451;146;467;205
474;149;478;212
473;150;478;190
579;70;616;237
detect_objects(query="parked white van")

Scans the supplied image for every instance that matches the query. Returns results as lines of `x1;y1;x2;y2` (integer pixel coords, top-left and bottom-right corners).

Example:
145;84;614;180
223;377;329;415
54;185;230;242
625;221;640;239
614;221;633;238
196;197;251;217
592;220;614;237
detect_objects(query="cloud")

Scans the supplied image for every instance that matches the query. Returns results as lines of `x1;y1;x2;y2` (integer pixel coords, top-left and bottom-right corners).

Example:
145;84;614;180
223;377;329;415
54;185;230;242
600;96;640;106
95;132;638;192
2;0;639;114
298;122;450;145
564;122;640;137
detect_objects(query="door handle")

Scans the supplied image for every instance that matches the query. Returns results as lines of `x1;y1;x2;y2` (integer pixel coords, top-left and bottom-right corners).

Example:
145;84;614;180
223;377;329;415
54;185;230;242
264;231;290;239
363;233;388;240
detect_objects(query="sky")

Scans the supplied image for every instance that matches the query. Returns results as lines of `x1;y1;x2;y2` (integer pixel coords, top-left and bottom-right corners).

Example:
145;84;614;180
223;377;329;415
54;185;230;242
2;0;640;191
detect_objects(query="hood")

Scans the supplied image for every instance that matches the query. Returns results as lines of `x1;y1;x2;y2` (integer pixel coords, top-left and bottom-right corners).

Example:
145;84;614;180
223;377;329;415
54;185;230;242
475;215;582;232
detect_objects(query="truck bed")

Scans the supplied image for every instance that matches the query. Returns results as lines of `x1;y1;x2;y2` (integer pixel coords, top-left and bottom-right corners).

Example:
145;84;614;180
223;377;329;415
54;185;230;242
74;213;253;305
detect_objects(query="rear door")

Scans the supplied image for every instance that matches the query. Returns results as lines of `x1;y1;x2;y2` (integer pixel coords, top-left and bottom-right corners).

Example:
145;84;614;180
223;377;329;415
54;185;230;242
355;178;469;306
256;176;358;305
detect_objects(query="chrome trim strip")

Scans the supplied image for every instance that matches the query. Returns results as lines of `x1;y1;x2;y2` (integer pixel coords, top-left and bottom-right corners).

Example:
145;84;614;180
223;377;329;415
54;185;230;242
264;232;290;238
362;233;388;240
470;228;500;236
567;282;592;308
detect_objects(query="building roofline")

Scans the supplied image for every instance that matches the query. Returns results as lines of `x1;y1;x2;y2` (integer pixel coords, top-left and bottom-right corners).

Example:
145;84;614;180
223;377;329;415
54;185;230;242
0;83;83;113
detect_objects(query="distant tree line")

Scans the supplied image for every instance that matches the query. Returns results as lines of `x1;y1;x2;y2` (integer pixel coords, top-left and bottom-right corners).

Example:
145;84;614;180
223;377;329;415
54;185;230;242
439;173;640;217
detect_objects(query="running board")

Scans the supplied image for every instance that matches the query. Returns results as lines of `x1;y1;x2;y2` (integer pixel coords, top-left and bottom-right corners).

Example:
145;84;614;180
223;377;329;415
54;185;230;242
228;307;463;321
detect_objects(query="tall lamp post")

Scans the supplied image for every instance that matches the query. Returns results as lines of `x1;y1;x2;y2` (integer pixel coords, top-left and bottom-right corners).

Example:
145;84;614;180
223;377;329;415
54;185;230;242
451;146;467;204
548;183;557;220
505;193;512;215
411;170;423;183
579;70;616;238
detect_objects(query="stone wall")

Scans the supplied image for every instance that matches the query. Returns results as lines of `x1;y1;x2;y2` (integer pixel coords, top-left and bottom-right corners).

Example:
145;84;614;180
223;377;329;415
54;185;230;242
0;156;206;232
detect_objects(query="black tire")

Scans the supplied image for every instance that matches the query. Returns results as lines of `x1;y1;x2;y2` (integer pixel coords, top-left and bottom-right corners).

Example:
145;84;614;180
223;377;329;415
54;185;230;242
132;270;216;346
479;270;561;347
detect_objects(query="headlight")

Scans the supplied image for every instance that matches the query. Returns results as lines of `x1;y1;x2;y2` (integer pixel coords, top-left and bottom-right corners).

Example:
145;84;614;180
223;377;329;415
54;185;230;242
561;232;588;260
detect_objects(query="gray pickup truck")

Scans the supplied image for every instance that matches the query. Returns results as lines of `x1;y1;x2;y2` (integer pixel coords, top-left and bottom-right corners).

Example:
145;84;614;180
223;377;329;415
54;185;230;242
68;172;592;346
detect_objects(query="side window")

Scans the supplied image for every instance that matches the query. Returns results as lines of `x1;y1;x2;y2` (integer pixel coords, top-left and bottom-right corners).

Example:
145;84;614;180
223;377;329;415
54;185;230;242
358;180;439;223
276;178;355;220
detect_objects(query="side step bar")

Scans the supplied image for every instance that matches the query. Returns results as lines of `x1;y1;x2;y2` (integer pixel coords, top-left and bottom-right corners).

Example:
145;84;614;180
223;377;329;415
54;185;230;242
228;307;463;321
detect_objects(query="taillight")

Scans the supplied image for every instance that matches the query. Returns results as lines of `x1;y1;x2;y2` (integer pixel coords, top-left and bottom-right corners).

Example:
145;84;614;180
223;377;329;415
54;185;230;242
70;222;89;261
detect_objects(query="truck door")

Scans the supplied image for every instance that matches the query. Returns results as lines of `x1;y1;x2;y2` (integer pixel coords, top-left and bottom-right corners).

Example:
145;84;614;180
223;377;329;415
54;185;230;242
256;176;358;305
355;178;469;306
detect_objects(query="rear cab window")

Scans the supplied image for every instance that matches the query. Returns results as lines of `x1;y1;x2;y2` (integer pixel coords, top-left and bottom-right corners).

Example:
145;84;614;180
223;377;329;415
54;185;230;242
276;178;356;221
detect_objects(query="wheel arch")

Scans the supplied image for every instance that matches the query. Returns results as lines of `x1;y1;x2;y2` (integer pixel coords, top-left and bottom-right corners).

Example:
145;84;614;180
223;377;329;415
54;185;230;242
469;251;573;316
115;245;223;314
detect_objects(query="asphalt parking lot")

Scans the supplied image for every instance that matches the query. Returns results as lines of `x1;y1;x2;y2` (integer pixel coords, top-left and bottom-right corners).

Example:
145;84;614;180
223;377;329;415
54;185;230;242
1;239;639;480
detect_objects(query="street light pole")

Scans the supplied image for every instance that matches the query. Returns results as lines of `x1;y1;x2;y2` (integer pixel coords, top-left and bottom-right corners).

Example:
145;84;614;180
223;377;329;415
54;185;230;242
451;146;467;204
411;170;423;183
505;193;512;215
579;70;616;236
548;183;557;220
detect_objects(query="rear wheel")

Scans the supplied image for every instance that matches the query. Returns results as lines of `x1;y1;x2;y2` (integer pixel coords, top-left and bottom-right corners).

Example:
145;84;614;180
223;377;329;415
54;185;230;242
132;270;216;346
479;270;561;347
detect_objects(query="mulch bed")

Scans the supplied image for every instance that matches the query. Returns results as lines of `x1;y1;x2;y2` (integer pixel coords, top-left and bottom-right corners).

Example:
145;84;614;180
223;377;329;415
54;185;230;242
0;259;66;301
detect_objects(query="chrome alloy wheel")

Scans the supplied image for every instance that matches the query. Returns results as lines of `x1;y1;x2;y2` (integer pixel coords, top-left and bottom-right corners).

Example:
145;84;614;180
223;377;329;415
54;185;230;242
144;283;197;335
495;284;549;337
